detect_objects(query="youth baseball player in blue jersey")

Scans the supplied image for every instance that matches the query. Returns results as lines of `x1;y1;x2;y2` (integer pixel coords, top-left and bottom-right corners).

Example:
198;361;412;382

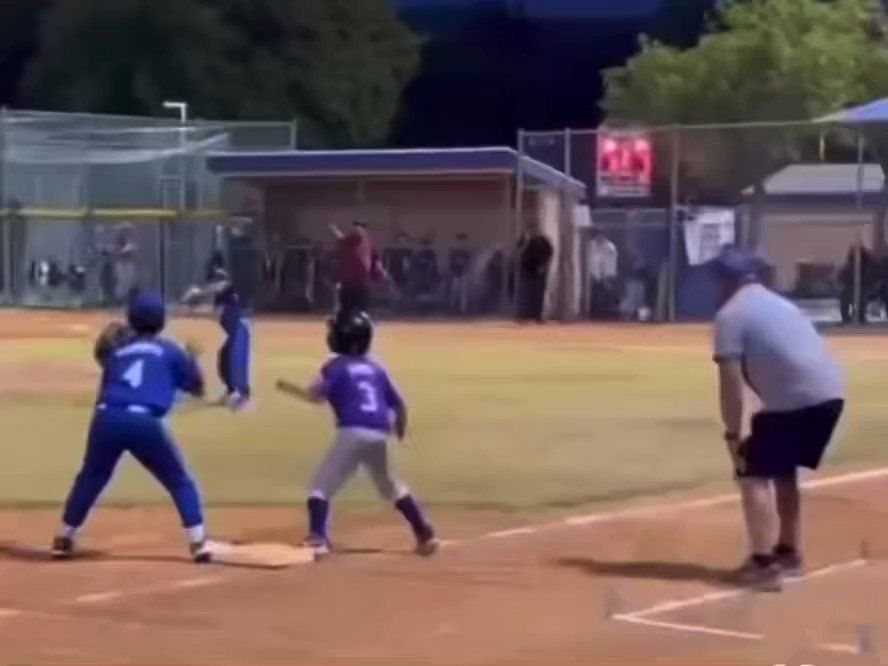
215;284;251;410
52;291;213;563
277;311;438;559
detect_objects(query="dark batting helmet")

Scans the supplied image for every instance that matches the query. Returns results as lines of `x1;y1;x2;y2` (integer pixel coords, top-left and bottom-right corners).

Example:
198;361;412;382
214;283;240;308
327;310;373;356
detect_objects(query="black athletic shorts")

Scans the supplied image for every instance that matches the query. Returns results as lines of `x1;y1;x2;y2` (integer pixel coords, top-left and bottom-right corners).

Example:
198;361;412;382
738;399;844;478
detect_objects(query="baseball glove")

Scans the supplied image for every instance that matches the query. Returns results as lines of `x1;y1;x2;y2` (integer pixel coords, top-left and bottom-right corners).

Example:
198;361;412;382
94;321;135;367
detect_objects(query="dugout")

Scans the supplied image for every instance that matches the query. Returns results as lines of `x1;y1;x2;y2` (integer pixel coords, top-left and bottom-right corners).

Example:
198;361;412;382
206;148;586;318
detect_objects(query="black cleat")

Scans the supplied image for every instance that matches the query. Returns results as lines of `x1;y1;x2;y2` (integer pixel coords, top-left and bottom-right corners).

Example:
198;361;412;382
189;540;213;564
773;547;804;578
51;536;74;560
733;556;783;592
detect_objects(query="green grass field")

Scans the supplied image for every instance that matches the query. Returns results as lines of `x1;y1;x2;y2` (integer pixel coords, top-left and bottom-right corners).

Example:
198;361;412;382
1;317;887;512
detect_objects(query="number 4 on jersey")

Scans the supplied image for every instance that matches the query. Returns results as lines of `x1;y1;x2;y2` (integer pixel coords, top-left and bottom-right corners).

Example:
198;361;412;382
123;359;144;389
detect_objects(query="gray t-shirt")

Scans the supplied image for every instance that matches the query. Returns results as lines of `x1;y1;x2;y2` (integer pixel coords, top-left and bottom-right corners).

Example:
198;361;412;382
713;284;844;412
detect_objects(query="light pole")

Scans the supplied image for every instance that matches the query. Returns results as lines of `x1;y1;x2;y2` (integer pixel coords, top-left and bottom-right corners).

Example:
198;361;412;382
162;100;189;124
161;101;189;300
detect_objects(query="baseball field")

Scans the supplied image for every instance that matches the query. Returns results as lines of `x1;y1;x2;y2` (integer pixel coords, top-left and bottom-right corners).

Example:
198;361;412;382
1;310;888;665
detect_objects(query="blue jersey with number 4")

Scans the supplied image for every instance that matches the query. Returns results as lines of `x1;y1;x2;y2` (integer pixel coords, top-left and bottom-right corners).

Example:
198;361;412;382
99;338;204;417
317;356;403;433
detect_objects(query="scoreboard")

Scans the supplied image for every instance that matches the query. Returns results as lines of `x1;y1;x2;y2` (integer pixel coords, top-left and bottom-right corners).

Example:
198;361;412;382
595;130;653;199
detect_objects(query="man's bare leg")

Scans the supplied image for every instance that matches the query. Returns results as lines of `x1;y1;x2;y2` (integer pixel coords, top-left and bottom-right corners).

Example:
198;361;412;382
738;477;776;556
736;477;782;590
773;474;803;574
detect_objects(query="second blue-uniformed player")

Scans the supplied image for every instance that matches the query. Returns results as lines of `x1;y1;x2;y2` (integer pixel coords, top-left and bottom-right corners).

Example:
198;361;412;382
52;291;213;563
276;311;438;559
215;284;251;410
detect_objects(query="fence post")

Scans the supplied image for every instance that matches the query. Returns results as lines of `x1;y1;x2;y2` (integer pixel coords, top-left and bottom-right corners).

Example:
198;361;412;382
853;239;863;326
510;128;526;316
667;125;681;323
290;119;299;150
0;106;8;303
856;131;865;211
564;127;572;176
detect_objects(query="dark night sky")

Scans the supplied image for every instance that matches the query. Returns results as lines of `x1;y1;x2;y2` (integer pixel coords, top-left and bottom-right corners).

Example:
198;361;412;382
393;0;677;146
396;0;662;19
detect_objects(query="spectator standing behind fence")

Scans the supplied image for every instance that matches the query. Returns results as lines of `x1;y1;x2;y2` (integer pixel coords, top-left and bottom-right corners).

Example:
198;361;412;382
384;231;415;311
587;229;618;319
448;233;472;315
516;223;554;323
618;244;647;321
113;223;138;304
838;241;877;325
411;237;442;314
330;220;386;315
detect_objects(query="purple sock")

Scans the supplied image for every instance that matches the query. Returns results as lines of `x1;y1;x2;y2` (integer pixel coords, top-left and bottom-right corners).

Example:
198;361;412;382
307;497;329;539
395;494;434;541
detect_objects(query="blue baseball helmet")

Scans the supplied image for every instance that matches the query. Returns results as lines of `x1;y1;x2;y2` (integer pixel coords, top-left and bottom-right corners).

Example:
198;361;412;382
127;290;166;334
708;247;764;282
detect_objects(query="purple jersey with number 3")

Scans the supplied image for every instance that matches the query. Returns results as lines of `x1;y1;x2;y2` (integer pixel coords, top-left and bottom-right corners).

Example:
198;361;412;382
316;355;404;433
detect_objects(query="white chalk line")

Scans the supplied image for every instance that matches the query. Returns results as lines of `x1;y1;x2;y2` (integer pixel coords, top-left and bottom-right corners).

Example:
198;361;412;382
71;575;228;605
613;559;867;655
627;559;866;620
615;615;859;656
460;465;888;546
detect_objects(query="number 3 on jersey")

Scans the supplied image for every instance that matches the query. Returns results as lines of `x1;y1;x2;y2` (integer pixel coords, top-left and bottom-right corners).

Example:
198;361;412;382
357;380;379;413
123;359;145;389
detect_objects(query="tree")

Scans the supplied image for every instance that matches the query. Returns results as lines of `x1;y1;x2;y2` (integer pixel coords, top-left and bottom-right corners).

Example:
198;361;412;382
0;0;56;106
201;0;421;146
603;0;888;235
20;0;236;118
21;0;420;147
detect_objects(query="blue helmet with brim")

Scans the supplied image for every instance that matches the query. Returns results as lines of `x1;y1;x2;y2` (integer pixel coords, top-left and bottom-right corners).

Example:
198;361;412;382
127;290;166;335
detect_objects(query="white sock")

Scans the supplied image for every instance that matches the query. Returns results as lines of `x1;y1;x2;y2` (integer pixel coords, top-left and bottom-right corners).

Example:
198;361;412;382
186;524;206;544
60;524;77;539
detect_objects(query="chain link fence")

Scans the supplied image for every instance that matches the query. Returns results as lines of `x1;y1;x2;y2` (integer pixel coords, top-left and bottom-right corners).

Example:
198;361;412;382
0;109;296;309
4;109;886;324
519;119;888;324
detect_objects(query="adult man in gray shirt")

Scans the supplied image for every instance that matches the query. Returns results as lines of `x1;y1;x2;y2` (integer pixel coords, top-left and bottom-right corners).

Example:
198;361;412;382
711;248;844;591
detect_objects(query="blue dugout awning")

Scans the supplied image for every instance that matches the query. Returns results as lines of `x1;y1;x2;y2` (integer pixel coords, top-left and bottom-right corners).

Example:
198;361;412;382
818;97;888;125
205;147;586;198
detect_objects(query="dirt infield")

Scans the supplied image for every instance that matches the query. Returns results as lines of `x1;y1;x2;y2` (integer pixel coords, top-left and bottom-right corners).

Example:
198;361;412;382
3;310;888;664
1;467;887;665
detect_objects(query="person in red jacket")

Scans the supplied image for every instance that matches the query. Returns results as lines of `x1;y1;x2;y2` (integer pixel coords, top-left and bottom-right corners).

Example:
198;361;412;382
330;220;386;315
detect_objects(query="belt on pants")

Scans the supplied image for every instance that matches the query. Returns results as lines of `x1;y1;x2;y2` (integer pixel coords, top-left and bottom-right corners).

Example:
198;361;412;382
96;403;152;415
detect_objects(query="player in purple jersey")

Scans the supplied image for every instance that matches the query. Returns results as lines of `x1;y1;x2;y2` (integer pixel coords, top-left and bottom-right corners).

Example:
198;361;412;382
276;311;438;559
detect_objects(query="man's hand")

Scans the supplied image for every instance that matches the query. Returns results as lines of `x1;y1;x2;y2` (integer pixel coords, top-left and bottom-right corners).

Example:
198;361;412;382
725;434;747;475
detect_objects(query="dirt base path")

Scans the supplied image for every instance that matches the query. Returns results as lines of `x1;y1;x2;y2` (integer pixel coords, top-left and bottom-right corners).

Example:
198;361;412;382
2;467;887;665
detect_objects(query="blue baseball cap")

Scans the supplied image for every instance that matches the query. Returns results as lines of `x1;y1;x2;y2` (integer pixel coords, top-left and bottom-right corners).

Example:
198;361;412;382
708;247;764;282
127;290;166;334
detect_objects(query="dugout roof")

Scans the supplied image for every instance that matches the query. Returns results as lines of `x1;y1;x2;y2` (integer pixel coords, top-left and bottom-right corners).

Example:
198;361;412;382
205;147;586;198
818;97;888;125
